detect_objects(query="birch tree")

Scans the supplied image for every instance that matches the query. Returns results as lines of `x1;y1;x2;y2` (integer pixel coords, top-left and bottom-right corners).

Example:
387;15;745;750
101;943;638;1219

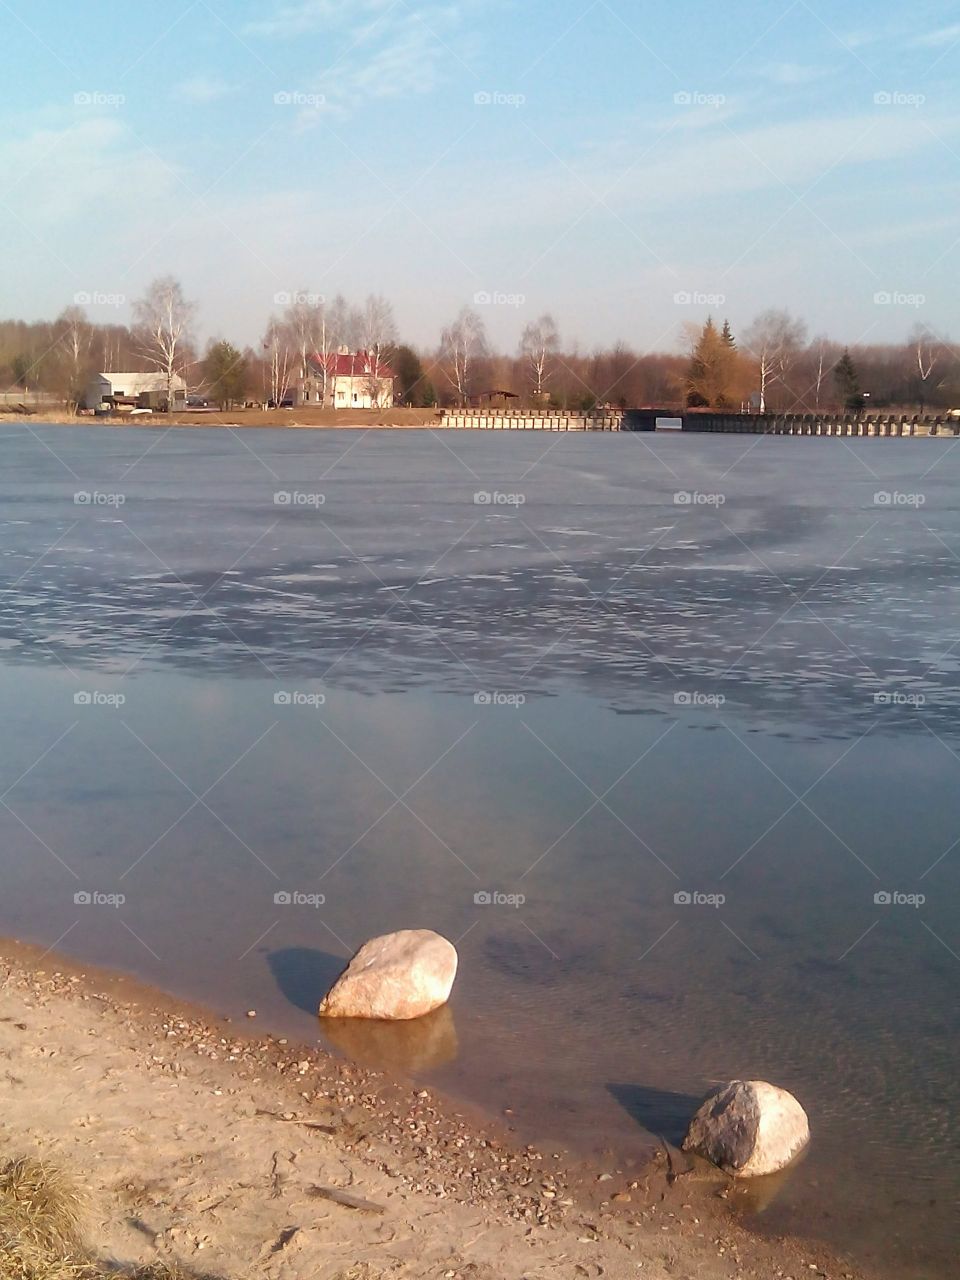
743;309;807;413
262;317;295;406
132;276;196;411
360;294;397;406
55;305;92;410
519;313;560;400
440;306;488;405
909;324;940;412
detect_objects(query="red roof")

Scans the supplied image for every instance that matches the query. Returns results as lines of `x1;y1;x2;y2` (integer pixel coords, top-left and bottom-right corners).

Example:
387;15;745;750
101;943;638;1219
308;350;395;379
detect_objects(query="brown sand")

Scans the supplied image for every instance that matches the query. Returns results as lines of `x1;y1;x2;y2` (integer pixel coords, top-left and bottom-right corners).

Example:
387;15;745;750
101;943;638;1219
0;939;863;1280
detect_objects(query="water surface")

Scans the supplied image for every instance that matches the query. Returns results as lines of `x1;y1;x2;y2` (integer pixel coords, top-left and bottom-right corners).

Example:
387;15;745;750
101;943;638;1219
1;425;958;1278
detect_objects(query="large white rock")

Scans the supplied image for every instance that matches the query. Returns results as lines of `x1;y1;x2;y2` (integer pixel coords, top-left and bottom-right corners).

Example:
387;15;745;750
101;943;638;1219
318;929;458;1021
682;1079;810;1177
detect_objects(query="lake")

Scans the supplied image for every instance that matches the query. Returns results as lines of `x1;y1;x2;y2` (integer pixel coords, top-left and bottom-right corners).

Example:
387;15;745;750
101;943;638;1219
1;424;957;1278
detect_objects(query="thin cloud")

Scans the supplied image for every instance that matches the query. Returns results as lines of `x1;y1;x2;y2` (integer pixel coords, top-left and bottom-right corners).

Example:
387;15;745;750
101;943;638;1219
911;23;960;48
172;76;235;104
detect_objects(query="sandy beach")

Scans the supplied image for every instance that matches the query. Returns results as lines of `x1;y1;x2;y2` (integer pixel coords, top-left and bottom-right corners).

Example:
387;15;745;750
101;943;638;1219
0;939;863;1280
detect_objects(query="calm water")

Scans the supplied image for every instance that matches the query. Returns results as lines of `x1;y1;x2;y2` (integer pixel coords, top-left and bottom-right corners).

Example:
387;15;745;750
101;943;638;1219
2;425;958;1278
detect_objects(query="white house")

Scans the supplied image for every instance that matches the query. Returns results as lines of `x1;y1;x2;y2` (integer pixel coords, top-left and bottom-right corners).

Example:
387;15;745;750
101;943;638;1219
298;349;395;409
83;371;187;411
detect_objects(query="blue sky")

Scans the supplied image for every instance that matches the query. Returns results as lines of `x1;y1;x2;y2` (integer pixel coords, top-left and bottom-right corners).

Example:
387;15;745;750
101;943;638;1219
1;0;958;351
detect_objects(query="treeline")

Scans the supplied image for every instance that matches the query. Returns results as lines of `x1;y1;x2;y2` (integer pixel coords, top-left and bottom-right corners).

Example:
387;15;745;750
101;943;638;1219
1;281;957;414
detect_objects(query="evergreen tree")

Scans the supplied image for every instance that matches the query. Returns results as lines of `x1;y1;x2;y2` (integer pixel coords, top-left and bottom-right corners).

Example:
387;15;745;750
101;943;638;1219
203;340;248;409
684;317;742;408
394;344;427;405
834;348;863;411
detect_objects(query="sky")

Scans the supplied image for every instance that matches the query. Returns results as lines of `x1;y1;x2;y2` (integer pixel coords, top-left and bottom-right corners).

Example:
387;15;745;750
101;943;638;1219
1;0;958;353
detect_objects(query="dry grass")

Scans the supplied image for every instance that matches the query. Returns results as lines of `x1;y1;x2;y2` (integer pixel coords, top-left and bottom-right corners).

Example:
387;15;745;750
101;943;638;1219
0;1157;211;1280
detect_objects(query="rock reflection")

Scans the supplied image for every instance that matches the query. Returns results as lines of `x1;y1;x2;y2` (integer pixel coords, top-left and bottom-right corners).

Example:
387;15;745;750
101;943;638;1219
319;1003;459;1075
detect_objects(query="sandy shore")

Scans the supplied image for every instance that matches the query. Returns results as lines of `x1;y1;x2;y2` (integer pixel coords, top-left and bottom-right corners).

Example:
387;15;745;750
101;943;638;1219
0;939;864;1280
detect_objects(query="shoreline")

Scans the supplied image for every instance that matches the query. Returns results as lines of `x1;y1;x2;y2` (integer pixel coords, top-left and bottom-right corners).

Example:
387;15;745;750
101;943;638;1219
0;935;865;1280
0;409;949;435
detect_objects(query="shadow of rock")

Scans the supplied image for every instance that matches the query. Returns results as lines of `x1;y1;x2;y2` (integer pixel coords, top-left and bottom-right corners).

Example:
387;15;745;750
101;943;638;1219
320;1004;459;1075
607;1082;704;1146
267;946;346;1015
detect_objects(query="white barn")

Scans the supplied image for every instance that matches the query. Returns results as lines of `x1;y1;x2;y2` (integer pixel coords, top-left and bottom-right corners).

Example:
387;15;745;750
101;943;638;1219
83;371;187;411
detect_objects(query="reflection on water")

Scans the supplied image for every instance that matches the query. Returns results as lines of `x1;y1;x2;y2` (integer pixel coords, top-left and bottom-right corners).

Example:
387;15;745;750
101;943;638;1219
1;426;958;1280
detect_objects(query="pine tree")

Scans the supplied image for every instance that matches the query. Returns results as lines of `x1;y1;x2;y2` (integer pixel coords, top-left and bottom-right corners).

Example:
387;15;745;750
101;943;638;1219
834;348;863;411
684;318;742;408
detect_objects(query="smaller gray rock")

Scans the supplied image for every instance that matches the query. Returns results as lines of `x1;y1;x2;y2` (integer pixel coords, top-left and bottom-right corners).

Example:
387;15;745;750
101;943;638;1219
682;1079;809;1177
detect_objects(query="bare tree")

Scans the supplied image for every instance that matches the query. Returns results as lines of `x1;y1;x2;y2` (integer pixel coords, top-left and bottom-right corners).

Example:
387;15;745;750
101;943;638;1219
743;309;807;412
440;307;488;405
262;316;295;407
284;291;326;404
55;305;92;410
909;324;941;412
360;294;397;406
519;313;560;401
133;276;196;411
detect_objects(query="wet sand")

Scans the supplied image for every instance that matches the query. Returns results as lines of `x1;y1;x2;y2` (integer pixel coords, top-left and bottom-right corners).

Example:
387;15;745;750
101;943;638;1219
0;937;862;1280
